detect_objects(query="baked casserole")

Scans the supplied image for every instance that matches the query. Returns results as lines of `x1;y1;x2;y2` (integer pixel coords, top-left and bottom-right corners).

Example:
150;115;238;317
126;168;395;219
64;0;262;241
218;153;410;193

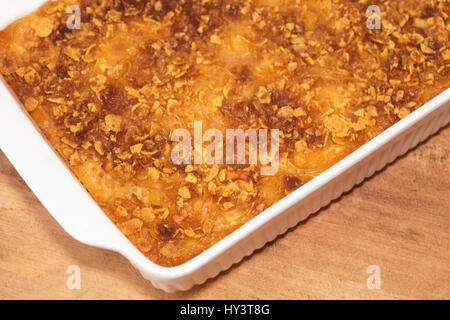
0;0;448;266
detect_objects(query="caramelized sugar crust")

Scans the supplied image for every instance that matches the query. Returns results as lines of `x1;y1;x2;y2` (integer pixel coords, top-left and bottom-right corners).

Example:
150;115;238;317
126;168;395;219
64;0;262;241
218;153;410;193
0;0;448;266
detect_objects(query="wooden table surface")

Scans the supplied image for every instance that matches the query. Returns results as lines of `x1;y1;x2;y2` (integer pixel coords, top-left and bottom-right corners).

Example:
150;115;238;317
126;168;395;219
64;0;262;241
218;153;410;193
0;126;449;300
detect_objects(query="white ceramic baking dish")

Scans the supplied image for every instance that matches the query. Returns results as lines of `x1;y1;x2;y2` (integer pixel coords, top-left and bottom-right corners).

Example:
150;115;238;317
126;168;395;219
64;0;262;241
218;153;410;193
0;0;449;293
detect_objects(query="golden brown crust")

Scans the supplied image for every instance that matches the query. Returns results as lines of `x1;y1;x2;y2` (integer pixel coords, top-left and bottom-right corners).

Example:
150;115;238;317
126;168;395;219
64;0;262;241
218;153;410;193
0;0;448;266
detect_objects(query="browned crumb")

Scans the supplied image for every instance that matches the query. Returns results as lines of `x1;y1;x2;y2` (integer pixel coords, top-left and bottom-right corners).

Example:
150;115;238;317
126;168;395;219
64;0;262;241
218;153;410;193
0;0;448;266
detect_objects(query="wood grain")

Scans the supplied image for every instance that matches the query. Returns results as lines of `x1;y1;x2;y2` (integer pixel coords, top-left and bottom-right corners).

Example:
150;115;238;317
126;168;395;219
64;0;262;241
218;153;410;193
0;126;449;300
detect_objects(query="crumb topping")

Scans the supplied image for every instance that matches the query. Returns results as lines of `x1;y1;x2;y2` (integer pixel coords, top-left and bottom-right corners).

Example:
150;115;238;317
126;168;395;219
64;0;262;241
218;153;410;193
0;0;448;266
